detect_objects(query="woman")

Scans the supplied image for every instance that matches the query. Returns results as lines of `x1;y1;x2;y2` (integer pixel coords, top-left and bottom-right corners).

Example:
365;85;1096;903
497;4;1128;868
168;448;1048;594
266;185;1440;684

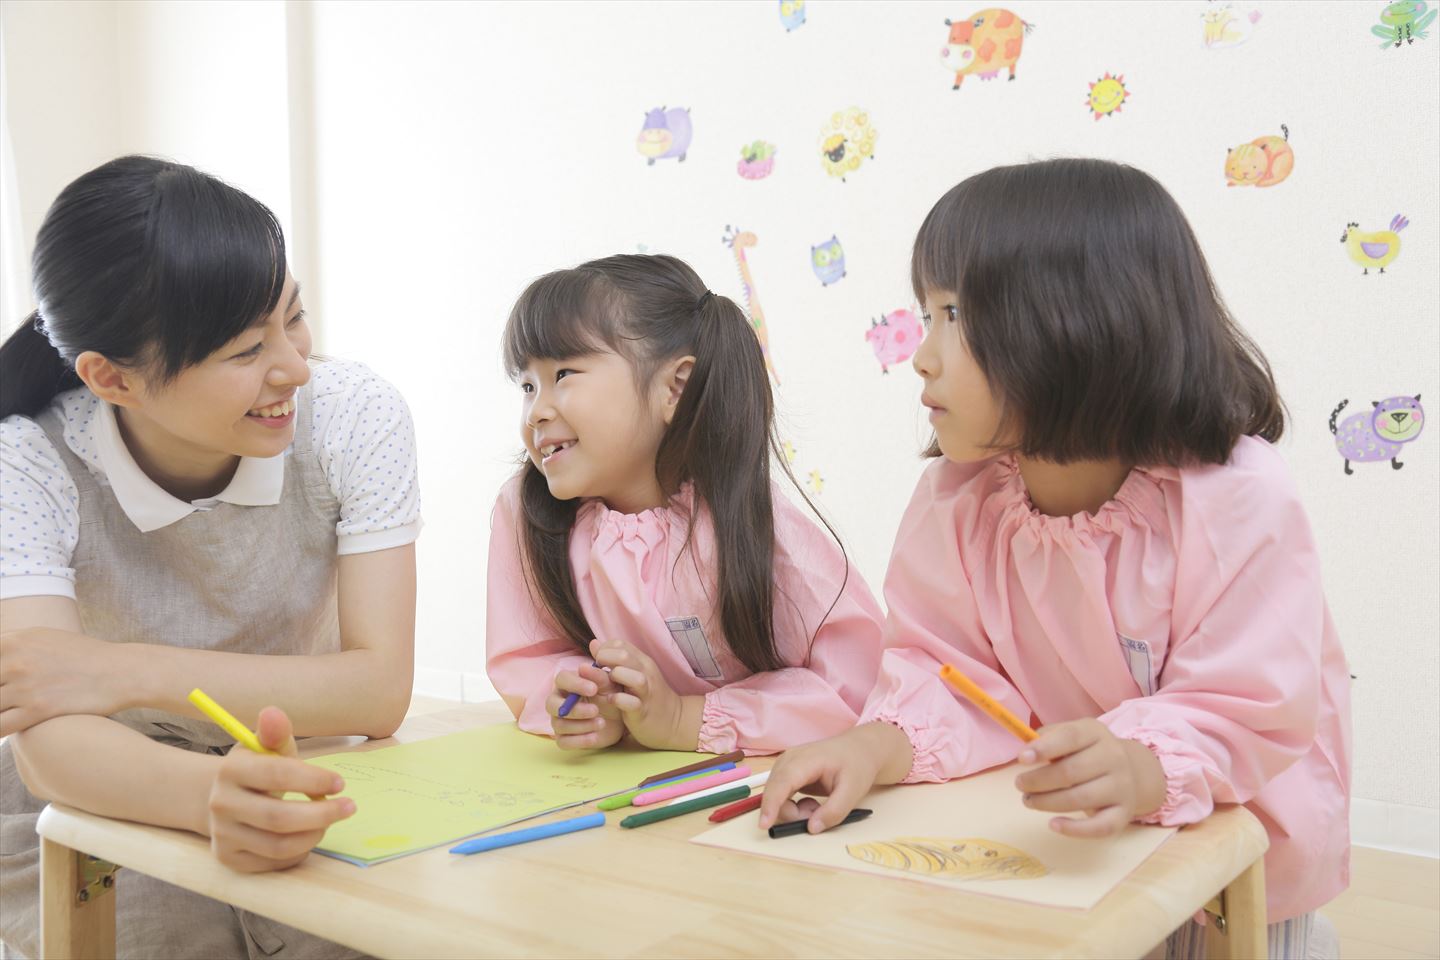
0;156;419;959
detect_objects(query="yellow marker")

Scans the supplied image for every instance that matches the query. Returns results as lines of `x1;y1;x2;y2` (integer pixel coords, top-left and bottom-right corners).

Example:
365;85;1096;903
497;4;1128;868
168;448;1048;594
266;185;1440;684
188;688;275;755
939;664;1038;744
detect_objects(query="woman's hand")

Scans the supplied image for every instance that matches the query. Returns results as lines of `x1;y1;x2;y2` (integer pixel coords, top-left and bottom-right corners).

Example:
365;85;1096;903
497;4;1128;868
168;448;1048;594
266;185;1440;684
546;661;625;750
206;706;355;872
0;626;128;737
758;722;914;834
1013;718;1167;838
591;637;702;751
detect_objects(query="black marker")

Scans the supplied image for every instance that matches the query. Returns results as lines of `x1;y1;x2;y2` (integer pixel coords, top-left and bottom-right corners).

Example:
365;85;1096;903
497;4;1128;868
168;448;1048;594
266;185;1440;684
768;807;872;839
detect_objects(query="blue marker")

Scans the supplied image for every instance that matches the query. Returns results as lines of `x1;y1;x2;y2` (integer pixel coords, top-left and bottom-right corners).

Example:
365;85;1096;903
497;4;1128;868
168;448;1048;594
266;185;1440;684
450;812;606;855
558;660;602;718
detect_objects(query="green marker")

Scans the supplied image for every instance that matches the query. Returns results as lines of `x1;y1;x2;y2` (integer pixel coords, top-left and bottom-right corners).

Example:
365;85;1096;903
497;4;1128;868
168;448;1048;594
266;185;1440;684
620;786;750;829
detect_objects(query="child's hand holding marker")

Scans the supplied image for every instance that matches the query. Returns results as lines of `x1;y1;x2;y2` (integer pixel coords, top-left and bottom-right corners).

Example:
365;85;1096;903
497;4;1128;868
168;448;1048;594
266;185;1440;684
758;722;914;834
190;690;355;873
590;636;703;751
1012;718;1166;839
547;658;623;750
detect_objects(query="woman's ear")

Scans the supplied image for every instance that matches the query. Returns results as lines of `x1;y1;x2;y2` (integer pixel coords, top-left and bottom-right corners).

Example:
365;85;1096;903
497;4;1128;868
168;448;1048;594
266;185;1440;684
660;355;695;425
74;351;144;408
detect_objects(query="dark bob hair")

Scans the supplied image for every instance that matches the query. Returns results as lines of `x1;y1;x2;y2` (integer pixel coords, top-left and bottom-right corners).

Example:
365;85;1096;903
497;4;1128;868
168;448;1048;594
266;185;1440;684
911;158;1284;466
0;155;286;420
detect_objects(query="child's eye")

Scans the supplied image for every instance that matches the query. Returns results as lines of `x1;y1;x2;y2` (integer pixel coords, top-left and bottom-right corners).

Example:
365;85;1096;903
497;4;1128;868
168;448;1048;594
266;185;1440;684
555;368;576;381
944;305;958;322
921;312;933;329
519;382;535;395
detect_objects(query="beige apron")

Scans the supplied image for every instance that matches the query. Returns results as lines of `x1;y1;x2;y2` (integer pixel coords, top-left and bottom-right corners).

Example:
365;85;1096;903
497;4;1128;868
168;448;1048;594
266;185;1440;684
2;382;364;959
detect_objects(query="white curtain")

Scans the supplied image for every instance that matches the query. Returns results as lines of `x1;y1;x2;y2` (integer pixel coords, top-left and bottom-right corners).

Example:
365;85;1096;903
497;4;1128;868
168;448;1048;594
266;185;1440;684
0;11;31;340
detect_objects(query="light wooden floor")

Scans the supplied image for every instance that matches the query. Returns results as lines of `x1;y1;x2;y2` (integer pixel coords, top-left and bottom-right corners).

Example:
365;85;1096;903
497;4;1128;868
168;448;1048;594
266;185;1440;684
408;695;1440;958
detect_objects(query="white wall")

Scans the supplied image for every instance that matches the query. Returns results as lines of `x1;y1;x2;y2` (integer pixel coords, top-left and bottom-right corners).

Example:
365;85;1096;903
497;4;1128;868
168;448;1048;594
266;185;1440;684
2;0;1436;856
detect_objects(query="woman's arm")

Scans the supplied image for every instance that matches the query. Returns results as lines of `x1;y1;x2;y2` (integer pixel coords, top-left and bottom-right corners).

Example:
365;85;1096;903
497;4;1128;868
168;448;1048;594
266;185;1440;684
0;543;415;740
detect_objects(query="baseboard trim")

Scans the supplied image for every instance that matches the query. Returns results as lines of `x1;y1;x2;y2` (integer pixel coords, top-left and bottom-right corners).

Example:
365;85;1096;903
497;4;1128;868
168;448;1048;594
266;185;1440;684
1351;798;1439;858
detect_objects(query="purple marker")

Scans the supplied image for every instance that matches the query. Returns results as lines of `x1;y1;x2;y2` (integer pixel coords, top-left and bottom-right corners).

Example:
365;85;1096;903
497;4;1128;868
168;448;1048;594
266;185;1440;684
558;660;602;718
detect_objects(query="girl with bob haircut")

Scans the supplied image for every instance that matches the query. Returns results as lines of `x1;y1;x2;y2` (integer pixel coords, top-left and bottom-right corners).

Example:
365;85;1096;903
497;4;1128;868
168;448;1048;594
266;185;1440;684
486;254;884;755
760;159;1350;959
1;156;419;959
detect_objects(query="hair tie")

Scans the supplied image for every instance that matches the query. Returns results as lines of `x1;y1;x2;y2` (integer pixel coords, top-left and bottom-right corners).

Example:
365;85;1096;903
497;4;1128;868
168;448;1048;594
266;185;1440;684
696;290;715;312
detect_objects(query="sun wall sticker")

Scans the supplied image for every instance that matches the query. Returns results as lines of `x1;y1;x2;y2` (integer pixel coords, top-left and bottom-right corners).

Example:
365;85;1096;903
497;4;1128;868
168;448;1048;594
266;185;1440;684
1373;1;1436;46
1341;215;1408;274
636;107;692;166
1202;3;1262;49
866;307;924;373
939;9;1034;90
1086;73;1130;120
1224;124;1292;187
818;109;877;182
1330;396;1425;474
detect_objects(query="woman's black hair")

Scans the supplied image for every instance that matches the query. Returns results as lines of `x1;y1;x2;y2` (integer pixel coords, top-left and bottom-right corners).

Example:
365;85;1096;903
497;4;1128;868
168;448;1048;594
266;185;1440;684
502;254;841;674
911;158;1285;465
0;155;287;419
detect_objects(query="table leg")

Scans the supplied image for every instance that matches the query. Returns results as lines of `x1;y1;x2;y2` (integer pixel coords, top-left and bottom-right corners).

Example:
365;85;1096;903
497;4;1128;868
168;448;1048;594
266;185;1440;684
39;837;116;960
1204;854;1266;960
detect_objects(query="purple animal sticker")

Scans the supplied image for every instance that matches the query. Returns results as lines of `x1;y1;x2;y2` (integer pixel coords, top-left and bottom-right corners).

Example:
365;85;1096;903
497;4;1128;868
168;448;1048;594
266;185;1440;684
1330;395;1425;474
636;107;693;165
866;308;924;373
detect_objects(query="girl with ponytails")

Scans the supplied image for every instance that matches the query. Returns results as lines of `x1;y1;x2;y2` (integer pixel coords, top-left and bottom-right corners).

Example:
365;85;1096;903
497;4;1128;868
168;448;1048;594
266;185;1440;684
486;254;884;754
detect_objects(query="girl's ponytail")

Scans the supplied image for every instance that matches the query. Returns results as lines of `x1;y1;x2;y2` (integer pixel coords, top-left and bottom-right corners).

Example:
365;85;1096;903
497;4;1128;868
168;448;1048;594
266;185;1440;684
656;291;784;673
0;313;81;419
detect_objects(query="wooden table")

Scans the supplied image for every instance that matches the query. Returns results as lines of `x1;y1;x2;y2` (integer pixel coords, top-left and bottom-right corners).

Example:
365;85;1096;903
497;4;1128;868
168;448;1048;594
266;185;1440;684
36;703;1270;959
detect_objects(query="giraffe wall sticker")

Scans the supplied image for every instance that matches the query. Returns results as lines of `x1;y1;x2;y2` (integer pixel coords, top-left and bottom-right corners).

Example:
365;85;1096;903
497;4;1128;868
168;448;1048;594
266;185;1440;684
723;225;780;385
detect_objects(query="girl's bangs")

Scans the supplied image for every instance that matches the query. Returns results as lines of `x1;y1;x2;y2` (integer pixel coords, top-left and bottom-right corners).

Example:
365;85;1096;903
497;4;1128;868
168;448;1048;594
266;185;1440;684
502;269;620;377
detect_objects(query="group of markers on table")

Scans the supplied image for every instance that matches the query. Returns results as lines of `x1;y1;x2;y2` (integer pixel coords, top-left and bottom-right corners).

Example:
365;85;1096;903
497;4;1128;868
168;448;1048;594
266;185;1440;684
185;659;1035;861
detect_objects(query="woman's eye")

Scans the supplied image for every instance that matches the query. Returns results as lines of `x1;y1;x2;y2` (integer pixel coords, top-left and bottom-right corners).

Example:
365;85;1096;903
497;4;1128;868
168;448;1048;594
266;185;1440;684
286;309;307;328
232;343;264;361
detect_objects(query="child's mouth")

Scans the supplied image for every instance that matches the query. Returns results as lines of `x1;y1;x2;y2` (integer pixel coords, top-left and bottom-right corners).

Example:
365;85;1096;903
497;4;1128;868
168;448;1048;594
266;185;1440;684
541;440;577;464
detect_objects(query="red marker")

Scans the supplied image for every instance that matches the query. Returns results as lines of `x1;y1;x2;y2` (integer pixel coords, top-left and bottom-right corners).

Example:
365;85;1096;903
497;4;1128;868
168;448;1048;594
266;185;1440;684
708;792;763;823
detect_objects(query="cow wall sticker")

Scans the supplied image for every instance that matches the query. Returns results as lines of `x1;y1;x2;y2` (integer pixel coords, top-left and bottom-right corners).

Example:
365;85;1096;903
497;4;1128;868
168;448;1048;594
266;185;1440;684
939;9;1034;90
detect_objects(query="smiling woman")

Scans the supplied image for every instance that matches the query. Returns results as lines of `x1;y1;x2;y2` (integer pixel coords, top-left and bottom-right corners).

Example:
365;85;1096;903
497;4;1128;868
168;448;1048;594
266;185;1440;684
0;156;420;960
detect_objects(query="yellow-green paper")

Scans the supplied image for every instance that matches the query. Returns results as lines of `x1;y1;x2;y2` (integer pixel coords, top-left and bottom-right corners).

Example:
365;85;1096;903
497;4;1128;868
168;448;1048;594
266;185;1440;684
297;724;713;865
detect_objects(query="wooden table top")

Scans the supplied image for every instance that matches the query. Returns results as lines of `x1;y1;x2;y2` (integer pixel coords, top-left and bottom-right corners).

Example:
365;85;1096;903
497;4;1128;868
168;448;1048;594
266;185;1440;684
37;702;1268;959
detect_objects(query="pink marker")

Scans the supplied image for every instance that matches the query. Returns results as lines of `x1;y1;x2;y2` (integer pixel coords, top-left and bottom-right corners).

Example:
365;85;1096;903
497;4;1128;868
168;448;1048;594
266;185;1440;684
631;766;753;807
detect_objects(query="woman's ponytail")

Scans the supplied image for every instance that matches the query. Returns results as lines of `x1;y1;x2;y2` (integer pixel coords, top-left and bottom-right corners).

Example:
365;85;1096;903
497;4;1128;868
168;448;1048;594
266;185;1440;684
0;312;81;419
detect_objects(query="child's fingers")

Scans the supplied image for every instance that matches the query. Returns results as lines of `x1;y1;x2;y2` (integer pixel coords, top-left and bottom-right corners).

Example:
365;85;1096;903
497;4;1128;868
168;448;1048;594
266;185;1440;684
758;755;831;828
1047;805;1129;839
551;715;605;737
547;695;601;720
607;666;648;693
1017;720;1101;765
555;671;598;697
1022;774;1115;814
804;771;870;834
1014;744;1109;794
556;729;611;750
611;692;643;713
577;663;612;688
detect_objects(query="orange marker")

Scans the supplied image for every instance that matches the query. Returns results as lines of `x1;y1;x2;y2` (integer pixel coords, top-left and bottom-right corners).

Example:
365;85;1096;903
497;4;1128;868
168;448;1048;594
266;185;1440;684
939;664;1037;743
